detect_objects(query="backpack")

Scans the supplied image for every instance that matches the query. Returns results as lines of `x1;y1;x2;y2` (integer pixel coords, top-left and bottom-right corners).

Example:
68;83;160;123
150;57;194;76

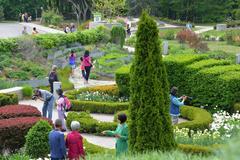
63;96;71;112
49;72;56;83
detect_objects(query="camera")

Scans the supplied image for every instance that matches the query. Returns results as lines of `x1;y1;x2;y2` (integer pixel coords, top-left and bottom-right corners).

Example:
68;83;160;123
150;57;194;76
32;95;38;100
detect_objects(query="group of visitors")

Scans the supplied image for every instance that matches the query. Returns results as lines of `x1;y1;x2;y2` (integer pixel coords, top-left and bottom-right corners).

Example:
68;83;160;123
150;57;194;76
69;50;93;84
22;26;39;35
19;12;31;23
49;119;85;160
49;113;128;159
64;23;76;33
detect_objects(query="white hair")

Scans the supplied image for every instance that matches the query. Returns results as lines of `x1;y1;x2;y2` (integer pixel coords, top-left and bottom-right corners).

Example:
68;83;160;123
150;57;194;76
71;121;80;131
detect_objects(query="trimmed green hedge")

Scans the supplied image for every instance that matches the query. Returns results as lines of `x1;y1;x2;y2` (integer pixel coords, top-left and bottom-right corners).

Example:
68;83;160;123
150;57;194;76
0;93;18;107
70;100;128;114
178;144;213;155
115;54;240;111
176;106;212;131
66;112;117;134
0;26;110;52
84;139;114;155
114;106;212;131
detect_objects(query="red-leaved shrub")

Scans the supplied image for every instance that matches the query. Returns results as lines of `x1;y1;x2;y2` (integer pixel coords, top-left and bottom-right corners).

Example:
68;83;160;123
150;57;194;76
176;29;208;52
0;117;52;153
0;105;41;120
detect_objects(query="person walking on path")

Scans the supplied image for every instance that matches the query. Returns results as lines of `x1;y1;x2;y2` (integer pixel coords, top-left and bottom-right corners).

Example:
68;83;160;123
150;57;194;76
66;121;85;160
22;26;28;35
170;86;187;124
49;119;66;160
48;65;59;94
83;50;92;84
102;113;128;157
80;57;86;83
69;50;77;77
56;89;67;132
33;89;54;120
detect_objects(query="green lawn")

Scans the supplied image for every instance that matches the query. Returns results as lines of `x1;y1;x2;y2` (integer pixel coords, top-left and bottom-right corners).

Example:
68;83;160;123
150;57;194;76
207;41;240;55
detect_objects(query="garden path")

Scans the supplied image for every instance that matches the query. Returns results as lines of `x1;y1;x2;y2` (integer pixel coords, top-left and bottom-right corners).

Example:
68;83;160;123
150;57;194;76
69;68;115;89
0;22;63;38
194;26;213;34
19;99;188;149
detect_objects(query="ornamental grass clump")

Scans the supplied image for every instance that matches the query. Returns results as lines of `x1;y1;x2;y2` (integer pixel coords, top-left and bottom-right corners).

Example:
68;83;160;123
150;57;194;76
129;12;176;152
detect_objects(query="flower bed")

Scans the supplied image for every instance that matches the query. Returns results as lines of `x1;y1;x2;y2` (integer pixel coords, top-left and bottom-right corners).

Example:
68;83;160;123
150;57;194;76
0;117;51;153
0;105;41;119
0;93;18;107
66;85;128;114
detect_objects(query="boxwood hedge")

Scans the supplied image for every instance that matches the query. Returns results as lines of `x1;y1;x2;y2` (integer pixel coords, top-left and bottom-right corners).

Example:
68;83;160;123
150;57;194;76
113;106;212;131
115;54;240;111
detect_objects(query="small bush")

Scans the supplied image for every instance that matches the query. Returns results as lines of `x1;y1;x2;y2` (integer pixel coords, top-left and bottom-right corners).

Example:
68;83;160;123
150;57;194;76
178;144;213;155
115;65;130;97
25;120;53;158
0;117;51;153
163;30;175;40
111;26;126;48
0;39;18;52
0;93;18;107
22;85;33;98
176;29;208;52
66;112;117;134
0;105;41;119
42;10;63;26
58;67;74;91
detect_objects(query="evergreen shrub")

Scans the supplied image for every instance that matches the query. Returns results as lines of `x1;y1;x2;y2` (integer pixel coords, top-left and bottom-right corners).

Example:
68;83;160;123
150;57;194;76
111;26;126;48
22;85;33;98
0;93;18;107
129;12;176;152
115;65;130;96
25;120;53;158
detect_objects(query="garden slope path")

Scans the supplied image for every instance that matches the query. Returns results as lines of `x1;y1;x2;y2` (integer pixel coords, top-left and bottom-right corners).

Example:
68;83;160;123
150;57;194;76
69;67;115;89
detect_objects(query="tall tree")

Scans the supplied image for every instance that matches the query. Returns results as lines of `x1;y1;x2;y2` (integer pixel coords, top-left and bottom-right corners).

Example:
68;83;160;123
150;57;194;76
67;0;95;24
129;12;176;152
94;0;127;18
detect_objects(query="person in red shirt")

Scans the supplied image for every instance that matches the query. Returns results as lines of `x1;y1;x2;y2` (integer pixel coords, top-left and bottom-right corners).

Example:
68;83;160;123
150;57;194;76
82;50;92;84
66;121;85;160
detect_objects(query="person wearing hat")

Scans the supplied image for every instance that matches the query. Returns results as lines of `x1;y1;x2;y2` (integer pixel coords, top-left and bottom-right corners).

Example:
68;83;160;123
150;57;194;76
48;65;59;94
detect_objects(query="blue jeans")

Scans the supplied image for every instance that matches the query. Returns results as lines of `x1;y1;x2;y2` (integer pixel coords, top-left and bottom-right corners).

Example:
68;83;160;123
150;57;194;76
42;97;54;120
51;158;64;160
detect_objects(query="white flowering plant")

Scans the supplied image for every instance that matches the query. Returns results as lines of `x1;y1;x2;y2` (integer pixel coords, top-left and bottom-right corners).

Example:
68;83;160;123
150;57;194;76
76;91;128;102
175;110;240;146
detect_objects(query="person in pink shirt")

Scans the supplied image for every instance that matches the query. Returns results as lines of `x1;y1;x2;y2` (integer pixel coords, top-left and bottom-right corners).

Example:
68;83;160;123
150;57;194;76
80;57;86;83
56;89;67;131
66;121;85;160
82;50;92;84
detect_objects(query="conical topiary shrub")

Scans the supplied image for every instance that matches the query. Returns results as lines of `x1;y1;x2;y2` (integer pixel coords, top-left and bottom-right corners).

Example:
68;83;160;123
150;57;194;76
129;12;177;152
25;120;52;158
111;26;126;48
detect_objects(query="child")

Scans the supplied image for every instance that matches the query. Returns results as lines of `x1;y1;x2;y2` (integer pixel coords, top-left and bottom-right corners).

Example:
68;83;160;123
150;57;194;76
56;89;67;131
80;57;86;83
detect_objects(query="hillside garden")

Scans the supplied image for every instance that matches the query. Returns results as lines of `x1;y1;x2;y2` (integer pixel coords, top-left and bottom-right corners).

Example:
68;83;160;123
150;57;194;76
1;10;240;160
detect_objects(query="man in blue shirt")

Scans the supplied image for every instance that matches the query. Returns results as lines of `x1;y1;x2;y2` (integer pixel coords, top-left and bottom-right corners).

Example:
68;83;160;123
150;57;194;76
49;119;66;160
170;87;187;124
